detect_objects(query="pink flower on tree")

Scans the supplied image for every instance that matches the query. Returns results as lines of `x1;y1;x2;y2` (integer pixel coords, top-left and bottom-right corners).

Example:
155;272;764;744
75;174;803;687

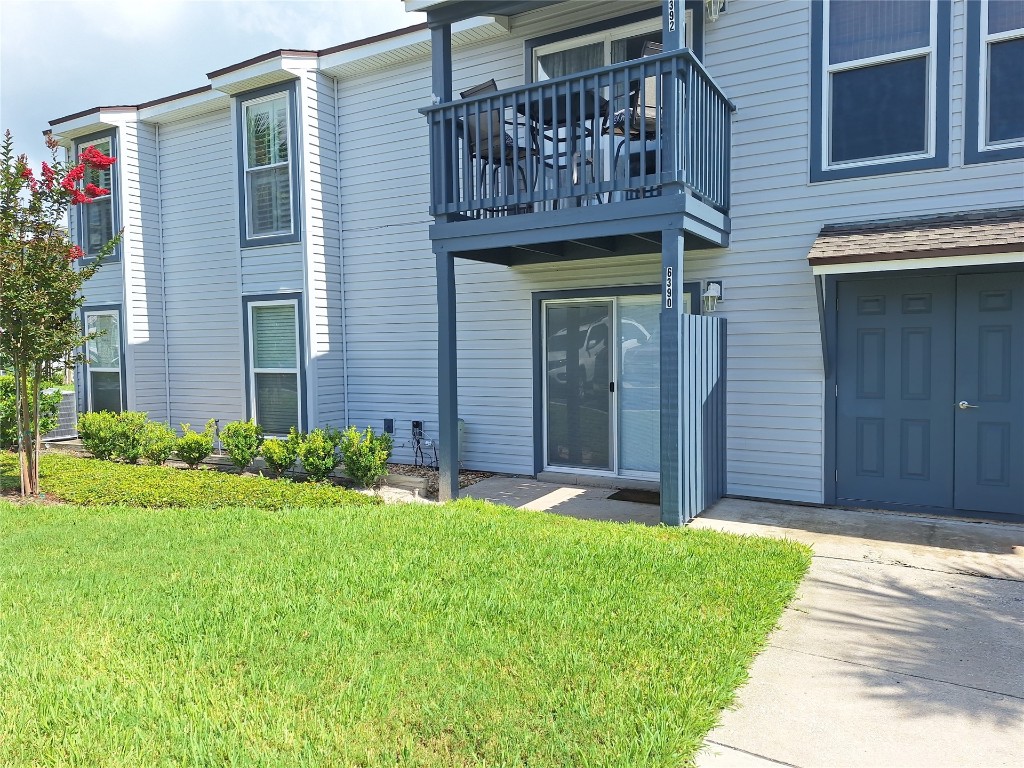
79;145;116;170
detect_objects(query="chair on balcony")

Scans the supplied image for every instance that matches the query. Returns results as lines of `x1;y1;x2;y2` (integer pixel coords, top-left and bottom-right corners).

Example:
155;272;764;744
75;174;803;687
458;79;536;216
607;41;663;194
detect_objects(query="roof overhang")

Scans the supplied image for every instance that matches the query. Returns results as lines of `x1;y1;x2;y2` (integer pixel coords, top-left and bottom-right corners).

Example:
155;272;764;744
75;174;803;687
405;0;567;25
808;207;1024;276
208;50;318;95
48;107;138;143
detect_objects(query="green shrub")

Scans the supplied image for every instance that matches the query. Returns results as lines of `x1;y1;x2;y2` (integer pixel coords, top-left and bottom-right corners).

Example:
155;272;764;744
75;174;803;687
175;420;215;469
0;375;63;449
141;422;178;465
297;427;342;483
111;411;150;464
220;419;264;471
340;426;393;489
77;411;120;460
260;427;301;478
3;452;377;509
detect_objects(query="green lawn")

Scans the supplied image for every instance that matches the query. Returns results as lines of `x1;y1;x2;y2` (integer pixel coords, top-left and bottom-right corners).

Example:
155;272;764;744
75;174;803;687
0;457;810;767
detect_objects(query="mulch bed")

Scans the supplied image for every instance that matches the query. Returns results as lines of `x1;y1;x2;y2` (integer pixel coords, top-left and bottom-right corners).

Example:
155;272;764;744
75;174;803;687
386;463;493;497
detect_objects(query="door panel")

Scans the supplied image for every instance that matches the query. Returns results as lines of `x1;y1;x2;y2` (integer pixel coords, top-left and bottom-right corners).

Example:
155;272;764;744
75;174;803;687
836;277;956;507
545;301;612;470
953;273;1024;515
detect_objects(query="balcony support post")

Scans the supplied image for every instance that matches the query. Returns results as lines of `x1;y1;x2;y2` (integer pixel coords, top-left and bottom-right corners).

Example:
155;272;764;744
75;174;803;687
430;22;455;219
436;246;460;502
662;0;686;186
660;228;685;525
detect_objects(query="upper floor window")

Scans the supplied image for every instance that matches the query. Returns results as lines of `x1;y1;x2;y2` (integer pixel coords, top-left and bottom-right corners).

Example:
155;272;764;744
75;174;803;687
75;134;117;260
811;0;950;181
237;82;300;247
966;0;1024;163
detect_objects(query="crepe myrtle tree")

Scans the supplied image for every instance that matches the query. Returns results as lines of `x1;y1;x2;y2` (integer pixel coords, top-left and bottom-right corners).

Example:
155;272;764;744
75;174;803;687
0;130;119;495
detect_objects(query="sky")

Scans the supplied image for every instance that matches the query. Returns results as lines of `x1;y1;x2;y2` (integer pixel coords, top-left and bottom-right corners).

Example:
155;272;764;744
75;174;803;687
0;0;424;166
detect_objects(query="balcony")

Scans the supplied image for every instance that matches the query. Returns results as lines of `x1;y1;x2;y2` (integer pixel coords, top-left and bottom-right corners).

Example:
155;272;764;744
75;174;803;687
422;48;735;260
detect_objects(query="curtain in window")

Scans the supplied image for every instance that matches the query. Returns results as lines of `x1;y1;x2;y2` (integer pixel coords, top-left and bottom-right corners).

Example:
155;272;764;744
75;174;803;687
86;314;120;370
247;167;291;236
829;0;930;64
537;41;604;80
251;304;299;435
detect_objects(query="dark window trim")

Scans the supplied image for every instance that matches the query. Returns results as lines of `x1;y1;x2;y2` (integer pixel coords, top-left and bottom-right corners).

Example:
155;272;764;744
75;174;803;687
529;282;698;475
73;128;121;264
810;0;951;183
235;80;302;249
241;292;307;434
964;1;1024;164
80;303;126;413
523;3;704;84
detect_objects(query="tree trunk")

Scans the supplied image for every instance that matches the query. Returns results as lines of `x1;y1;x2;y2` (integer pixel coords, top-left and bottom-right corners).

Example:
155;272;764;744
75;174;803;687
16;360;31;496
33;362;42;493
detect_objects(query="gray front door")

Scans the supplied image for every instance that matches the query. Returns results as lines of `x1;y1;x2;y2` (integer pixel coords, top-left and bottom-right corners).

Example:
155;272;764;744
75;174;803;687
837;272;1023;517
953;273;1024;515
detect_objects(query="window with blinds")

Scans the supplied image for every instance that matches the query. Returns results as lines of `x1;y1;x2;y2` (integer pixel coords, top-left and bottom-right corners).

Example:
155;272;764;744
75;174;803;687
249;301;300;435
85;309;122;413
243;93;293;239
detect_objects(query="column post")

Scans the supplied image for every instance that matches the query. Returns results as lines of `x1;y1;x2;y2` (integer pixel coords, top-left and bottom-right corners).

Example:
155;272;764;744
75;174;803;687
660;228;685;525
436;247;459;502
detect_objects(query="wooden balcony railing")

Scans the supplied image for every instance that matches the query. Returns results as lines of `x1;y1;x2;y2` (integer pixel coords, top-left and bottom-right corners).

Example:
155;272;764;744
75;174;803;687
422;48;735;220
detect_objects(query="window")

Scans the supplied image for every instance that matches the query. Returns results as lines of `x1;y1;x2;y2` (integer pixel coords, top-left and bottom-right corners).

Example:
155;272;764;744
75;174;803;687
75;134;117;260
238;82;299;247
246;298;302;436
526;4;704;83
811;0;950;181
966;0;1024;163
84;309;122;413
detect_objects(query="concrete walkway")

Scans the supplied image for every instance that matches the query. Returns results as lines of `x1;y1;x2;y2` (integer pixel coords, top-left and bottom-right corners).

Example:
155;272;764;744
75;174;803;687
463;478;1024;767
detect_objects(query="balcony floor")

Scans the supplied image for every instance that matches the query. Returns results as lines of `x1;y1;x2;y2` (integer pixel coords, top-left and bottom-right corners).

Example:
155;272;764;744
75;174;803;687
429;188;729;264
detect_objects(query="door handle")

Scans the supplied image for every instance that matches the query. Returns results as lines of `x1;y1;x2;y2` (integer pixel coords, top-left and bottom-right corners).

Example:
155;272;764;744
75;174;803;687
958;401;979;410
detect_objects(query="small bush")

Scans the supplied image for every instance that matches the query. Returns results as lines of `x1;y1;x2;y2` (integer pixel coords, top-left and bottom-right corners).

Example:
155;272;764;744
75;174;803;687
111;411;149;464
142;422;178;465
340;426;393;489
297;427;342;483
260;427;301;478
175;420;215;469
77;411;120;460
0;376;63;449
220;419;264;471
4;452;376;509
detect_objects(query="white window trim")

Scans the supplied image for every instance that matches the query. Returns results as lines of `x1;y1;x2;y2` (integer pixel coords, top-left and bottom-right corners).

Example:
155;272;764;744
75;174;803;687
247;298;301;436
241;91;295;241
84;309;121;413
821;0;938;171
532;14;692;81
75;137;114;255
978;0;1024;151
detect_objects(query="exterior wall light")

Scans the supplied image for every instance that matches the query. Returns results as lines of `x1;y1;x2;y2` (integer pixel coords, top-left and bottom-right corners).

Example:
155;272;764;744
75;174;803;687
705;0;726;22
702;281;723;313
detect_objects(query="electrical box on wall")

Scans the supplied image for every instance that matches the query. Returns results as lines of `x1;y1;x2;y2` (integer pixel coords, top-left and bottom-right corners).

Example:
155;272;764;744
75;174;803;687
383;418;394;434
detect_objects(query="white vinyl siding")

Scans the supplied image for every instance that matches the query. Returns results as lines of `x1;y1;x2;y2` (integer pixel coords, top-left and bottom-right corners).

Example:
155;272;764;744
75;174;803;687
242;93;293;238
248;300;301;435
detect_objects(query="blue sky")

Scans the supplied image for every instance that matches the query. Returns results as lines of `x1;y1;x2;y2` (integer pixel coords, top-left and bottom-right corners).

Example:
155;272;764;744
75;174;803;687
1;0;422;166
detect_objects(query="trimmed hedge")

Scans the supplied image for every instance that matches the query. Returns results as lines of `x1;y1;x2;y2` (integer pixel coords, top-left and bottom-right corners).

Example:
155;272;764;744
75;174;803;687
1;452;376;510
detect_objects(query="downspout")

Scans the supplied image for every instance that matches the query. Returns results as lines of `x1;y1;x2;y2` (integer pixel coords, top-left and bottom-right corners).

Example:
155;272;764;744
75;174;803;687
155;123;171;423
333;75;350;427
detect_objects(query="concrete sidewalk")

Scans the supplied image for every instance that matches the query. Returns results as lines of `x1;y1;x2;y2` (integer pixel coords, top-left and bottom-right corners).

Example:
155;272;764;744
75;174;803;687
464;478;1024;767
692;500;1024;768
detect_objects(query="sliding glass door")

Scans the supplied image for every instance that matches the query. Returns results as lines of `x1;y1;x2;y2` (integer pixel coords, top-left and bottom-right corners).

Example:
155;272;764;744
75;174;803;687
543;295;661;477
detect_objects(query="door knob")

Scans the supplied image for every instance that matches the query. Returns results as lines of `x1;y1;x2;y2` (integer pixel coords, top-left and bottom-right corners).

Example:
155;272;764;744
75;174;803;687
958;401;979;410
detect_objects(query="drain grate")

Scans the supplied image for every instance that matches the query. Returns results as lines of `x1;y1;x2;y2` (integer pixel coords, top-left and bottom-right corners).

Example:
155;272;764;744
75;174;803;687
607;489;660;505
